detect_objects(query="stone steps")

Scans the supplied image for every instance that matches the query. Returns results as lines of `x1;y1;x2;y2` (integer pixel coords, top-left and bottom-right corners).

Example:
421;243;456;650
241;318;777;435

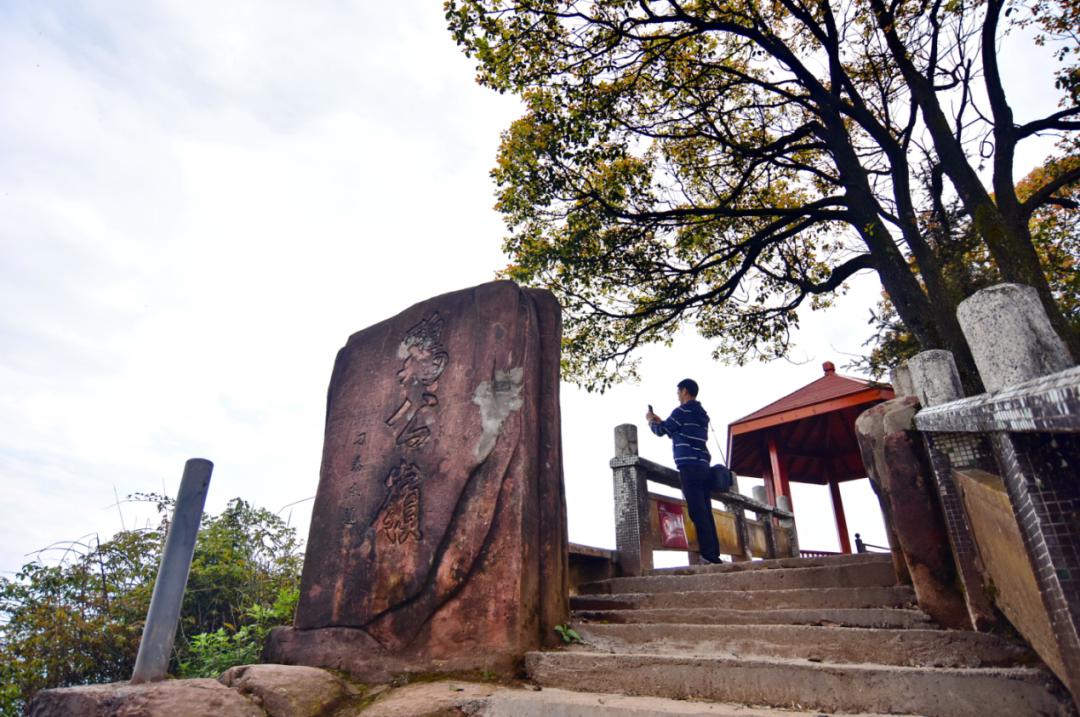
530;555;1074;716
575;606;933;628
573;623;1035;668
525;651;1069;717
646;551;893;576
481;686;900;716
584;559;898;594
571;585;916;611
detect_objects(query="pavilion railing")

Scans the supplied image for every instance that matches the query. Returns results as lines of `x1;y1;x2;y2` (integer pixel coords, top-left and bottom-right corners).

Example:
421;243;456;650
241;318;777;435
800;548;842;557
611;423;799;576
853;533;889;554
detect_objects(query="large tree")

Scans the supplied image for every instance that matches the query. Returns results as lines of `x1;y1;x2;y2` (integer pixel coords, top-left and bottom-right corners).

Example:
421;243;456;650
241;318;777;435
445;0;1079;391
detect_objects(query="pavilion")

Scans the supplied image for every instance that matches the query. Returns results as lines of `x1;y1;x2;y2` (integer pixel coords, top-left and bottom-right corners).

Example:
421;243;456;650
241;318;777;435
726;361;894;553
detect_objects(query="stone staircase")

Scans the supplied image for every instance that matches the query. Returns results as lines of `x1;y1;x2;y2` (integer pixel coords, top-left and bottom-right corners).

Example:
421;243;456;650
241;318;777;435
524;553;1075;716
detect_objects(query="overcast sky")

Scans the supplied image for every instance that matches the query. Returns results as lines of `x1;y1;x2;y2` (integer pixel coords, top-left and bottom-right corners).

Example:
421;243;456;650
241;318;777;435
0;2;1063;578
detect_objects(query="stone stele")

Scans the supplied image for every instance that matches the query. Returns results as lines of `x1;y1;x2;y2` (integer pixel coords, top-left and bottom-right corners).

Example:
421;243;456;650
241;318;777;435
265;281;568;680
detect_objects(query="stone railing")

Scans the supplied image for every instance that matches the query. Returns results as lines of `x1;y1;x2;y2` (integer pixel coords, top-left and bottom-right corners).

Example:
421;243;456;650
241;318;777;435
888;284;1079;705
610;424;799;575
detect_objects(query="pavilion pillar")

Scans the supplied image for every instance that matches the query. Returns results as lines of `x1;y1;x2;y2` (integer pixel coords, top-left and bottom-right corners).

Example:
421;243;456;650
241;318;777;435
828;477;852;554
762;469;776;506
767;436;792;511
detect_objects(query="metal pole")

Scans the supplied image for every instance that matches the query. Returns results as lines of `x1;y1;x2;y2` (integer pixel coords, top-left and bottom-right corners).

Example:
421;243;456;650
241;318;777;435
131;458;213;683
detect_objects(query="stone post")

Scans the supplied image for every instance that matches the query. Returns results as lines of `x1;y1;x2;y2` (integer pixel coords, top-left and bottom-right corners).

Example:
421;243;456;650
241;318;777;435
749;486;778;558
612;424;652;576
956;283;1072;393
776;495;799;557
131;458;213;684
908;351;964;408
889;363;915;399
909;349;996;628
958;283;1080;698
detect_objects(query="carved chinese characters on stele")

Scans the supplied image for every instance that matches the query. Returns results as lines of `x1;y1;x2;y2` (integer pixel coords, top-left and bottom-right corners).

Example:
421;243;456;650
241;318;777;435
275;281;568;678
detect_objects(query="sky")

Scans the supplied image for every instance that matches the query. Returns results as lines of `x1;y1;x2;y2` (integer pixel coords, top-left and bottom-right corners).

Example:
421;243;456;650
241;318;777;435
0;1;1064;579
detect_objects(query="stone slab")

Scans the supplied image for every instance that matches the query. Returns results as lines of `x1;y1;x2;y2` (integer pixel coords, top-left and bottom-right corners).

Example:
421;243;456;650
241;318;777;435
266;281;568;680
345;681;901;717
481;686;899;716
646;552;891;575
571;585;916;611
219;664;348;717
581;561;898;594
573;607;933;628
574;623;1034;667
955;469;1069;688
526;651;1071;717
27;679;264;717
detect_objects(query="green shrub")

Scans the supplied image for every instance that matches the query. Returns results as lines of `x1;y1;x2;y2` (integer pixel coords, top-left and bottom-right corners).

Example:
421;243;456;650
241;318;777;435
177;585;299;678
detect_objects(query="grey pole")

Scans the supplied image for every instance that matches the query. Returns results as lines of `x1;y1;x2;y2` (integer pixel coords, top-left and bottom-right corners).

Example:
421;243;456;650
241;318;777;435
131;458;213;683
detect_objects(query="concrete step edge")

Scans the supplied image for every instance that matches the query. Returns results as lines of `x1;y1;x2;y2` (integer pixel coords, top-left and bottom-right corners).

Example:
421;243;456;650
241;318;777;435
571;586;917;611
573;607;934;629
581;562;899;594
525;651;1071;717
483;685;909;717
531;649;1049;676
646;553;893;576
572;586;916;600
570;622;1035;668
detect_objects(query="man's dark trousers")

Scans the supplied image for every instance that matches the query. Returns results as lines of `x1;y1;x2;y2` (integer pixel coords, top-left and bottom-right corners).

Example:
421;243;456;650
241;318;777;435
679;463;721;562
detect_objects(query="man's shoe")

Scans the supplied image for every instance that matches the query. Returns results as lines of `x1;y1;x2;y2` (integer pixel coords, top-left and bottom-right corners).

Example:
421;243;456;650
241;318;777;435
702;555;724;564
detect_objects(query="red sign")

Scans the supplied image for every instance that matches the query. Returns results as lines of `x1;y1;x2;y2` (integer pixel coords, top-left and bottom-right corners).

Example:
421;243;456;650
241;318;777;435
657;500;689;549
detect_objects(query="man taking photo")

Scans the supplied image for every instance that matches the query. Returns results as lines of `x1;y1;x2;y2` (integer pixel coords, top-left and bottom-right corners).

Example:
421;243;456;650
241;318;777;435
646;379;723;565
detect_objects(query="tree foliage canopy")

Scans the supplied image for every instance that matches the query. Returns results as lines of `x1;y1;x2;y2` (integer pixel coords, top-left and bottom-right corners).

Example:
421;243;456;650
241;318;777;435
0;496;302;715
446;0;1080;390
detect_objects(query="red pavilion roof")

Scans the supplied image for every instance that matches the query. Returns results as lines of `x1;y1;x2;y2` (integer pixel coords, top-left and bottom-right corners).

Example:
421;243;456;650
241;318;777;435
730;361;885;429
726;361;893;484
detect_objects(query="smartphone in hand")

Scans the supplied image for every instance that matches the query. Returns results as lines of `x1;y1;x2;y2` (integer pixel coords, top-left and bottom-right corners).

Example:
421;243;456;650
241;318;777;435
648;404;654;414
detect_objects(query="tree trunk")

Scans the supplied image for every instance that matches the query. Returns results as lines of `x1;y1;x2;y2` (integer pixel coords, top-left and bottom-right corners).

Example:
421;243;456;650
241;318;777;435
868;0;1080;362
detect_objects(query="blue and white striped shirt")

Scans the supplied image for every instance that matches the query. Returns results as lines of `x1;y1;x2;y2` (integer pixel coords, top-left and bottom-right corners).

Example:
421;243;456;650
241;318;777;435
650;399;711;467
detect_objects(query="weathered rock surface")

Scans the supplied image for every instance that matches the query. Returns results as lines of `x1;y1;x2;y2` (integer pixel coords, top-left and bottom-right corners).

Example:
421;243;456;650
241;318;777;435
27;678;264;717
359;681;501;716
219;664;348;717
855;397;970;629
266;281;568;680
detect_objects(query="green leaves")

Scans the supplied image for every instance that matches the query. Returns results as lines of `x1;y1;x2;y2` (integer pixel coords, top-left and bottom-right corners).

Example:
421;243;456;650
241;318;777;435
554;623;585;644
177;586;300;679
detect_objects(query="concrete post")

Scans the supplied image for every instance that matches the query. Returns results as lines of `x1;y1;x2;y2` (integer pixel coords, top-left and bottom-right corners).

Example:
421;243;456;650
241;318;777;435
776;495;799;557
131;458;213;683
957;283;1073;393
751;486;768;505
612;424;651;576
614;423;639;458
908;350;964;408
889;363;915;399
